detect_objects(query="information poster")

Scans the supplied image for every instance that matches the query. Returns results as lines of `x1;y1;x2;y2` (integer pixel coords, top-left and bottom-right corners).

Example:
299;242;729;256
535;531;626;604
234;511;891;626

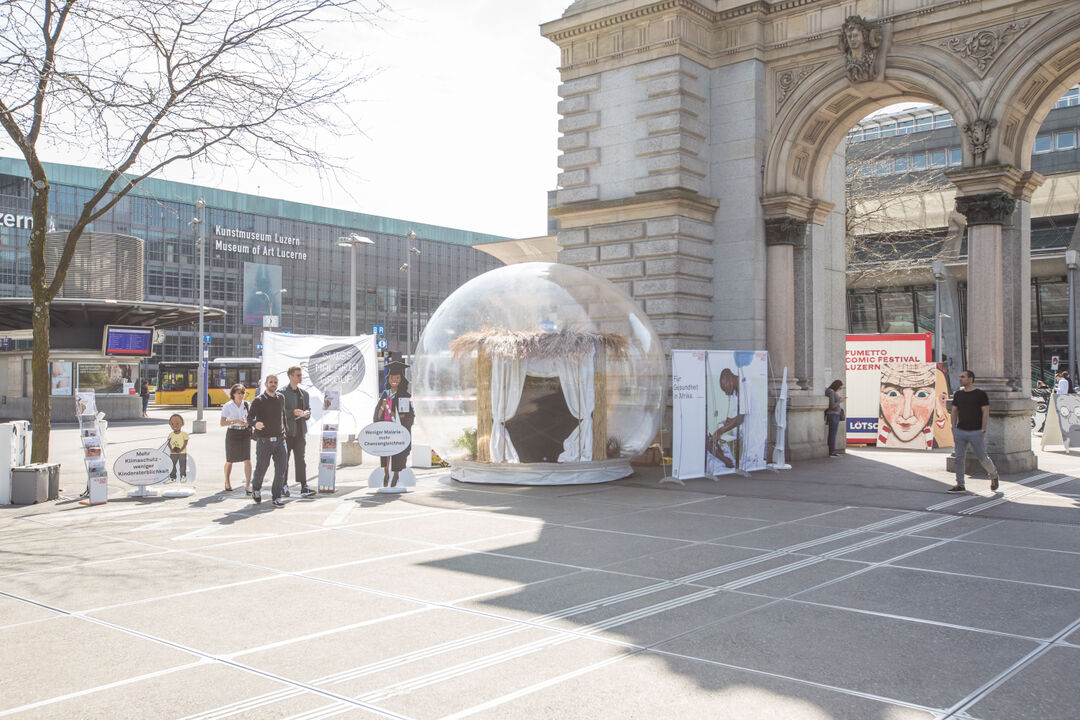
50;361;73;396
672;350;769;480
845;333;932;444
260;333;377;436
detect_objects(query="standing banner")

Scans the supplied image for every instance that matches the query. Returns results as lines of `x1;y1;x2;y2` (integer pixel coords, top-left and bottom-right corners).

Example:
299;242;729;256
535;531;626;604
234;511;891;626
261;332;377;437
1042;393;1080;451
845;333;932;444
672;350;707;479
318;390;340;492
672;350;769;480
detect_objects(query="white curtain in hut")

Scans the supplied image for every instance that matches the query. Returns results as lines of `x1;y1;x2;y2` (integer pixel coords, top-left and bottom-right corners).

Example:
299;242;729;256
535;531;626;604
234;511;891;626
518;350;595;463
490;354;526;462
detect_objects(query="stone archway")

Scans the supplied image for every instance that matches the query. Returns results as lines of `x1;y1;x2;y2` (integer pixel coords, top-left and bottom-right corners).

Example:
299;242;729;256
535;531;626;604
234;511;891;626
542;0;1080;464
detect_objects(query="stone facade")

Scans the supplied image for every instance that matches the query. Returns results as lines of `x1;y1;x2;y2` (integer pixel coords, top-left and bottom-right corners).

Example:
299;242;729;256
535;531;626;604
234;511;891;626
543;0;1080;466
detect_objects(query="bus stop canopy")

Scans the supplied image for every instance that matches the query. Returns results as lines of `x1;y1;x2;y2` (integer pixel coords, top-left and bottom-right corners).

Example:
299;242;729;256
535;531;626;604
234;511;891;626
0;298;225;333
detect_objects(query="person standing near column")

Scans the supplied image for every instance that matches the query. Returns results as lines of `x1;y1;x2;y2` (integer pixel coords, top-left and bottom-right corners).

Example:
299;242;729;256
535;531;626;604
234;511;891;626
281;365;316;498
1057;371;1070;395
948;369;1000;494
825;380;845;457
247;374;289;506
140;379;150;418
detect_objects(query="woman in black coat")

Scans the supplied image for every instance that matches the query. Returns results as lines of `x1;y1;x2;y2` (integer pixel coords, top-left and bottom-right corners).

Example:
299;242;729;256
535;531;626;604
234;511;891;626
373;361;414;487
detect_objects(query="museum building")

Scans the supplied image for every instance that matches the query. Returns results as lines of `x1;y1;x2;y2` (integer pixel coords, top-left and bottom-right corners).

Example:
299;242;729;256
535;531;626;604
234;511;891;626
0;158;507;400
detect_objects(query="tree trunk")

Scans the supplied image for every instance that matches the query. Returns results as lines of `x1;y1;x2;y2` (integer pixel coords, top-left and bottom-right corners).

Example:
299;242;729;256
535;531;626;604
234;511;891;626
28;177;52;463
31;296;51;463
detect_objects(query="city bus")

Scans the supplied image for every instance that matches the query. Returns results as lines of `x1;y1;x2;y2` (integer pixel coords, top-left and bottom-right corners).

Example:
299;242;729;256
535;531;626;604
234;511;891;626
155;358;260;406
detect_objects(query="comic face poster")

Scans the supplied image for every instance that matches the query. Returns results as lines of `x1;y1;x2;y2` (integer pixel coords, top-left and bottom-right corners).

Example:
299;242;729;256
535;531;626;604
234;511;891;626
876;362;953;449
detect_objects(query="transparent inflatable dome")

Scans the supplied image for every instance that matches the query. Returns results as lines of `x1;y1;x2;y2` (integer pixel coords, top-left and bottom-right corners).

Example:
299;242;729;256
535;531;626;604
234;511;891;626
413;263;665;484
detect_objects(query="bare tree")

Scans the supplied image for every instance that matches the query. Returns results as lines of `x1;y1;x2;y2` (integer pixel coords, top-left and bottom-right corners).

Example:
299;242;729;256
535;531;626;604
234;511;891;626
844;135;961;286
0;0;386;462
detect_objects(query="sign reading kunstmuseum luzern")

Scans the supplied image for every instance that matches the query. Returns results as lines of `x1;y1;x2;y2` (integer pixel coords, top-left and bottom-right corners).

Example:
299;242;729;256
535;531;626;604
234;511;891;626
213;225;308;260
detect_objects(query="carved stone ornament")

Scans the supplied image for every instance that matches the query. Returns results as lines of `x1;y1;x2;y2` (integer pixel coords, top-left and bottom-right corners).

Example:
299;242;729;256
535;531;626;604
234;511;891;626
938;20;1030;76
764;217;808;247
775;64;824;113
955;192;1016;226
962;118;996;166
838;16;883;84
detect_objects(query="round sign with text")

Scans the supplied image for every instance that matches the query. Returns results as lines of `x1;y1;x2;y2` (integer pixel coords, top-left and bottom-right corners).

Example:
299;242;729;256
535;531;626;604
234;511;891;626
308;343;366;395
112;448;172;486
359;422;411;457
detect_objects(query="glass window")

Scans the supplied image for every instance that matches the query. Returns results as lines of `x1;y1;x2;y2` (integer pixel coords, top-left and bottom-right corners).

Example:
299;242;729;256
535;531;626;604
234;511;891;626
847;293;878;334
1054;130;1076;150
930;150;947;168
915;288;936;333
934;112;955;129
915;116;933;132
879;291;916;333
893;156;908;173
910;152;927;170
1034;134;1052;153
880;121;896;138
847;128;863;143
897;119;914;135
949;148;962;166
863;127;881;141
875;159;891;176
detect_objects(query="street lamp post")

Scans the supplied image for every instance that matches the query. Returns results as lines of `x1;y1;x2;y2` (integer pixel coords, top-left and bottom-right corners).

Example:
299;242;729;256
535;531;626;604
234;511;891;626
191;198;207;434
400;230;421;357
1066;250;1078;388
337;234;374;336
932;260;947;365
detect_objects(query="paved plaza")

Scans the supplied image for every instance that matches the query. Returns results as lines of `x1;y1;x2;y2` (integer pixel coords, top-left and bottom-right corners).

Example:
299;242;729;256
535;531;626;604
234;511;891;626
2;407;1079;719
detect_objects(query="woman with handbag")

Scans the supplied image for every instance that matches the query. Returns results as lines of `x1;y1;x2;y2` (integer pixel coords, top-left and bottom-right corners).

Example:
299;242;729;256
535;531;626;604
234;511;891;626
219;383;252;493
825;379;845;457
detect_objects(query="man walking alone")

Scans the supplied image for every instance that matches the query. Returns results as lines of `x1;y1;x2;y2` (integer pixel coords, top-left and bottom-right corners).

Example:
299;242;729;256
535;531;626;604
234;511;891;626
948;369;1000;494
247;374;289;507
281;365;316;498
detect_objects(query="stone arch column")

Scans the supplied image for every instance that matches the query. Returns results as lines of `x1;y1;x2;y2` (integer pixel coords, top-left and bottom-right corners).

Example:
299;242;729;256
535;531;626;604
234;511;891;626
946;166;1044;472
762;194;836;461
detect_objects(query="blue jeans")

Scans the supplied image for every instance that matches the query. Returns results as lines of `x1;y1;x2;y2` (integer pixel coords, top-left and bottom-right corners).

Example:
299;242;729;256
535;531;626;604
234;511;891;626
827;413;842;454
253;438;288;499
953;428;997;486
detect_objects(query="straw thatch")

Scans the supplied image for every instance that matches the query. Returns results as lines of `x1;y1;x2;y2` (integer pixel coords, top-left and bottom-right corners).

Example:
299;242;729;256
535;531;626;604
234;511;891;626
450;327;629;361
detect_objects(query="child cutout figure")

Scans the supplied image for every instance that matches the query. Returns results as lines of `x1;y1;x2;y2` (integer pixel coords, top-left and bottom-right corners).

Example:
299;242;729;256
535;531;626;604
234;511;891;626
166;413;189;482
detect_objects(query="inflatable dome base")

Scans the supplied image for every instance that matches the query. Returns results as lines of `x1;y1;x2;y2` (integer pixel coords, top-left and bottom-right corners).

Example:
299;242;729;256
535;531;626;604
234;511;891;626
449;458;633;486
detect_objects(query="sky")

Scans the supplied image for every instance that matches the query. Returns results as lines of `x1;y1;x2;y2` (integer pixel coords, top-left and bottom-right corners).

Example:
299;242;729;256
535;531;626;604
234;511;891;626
184;0;573;240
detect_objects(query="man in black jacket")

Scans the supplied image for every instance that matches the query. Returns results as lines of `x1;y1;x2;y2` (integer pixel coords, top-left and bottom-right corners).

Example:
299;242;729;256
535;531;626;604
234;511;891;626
280;365;316;498
247;374;289;506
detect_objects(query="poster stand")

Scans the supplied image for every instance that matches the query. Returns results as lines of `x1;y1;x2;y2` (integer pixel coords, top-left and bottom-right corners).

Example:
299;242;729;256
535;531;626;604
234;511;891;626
76;391;108;506
318;388;341;493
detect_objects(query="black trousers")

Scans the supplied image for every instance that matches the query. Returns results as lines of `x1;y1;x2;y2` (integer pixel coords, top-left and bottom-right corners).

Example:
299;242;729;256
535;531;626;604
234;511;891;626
286;433;307;487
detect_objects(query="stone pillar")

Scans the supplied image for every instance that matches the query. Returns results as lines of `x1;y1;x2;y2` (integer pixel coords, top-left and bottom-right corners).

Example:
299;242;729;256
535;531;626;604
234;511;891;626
946;166;1044;473
761;195;835;460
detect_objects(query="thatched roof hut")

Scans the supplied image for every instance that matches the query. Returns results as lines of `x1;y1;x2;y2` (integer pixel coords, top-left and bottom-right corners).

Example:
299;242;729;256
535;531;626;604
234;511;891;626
450;327;629;463
450;327;629;361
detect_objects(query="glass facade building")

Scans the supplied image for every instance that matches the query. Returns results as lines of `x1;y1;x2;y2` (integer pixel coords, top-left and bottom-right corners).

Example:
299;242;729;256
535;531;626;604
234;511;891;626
845;90;1080;387
0;159;505;380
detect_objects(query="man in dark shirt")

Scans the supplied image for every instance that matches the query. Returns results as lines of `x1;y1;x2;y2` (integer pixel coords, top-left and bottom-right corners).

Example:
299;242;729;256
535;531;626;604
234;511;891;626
949;369;1000;494
280;365;316;498
247;374;289;506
